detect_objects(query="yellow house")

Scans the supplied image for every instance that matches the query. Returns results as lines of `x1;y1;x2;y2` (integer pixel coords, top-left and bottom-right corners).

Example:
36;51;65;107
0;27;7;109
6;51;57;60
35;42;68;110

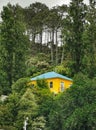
29;71;73;94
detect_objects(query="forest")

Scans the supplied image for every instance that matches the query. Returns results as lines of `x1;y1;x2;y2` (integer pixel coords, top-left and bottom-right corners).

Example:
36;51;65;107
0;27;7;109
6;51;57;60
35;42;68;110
0;0;96;129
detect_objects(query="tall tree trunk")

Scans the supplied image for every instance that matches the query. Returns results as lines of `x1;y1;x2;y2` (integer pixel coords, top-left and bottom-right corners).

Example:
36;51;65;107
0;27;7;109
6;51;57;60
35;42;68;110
51;29;54;63
39;30;43;51
61;44;65;64
31;31;36;54
32;33;36;44
55;29;58;65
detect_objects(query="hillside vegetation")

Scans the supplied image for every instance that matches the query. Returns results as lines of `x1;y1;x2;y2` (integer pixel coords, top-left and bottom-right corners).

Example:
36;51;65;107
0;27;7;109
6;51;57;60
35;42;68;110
0;0;96;129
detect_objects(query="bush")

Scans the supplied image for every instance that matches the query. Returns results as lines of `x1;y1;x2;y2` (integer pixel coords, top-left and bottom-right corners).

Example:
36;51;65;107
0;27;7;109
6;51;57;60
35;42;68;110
0;126;17;130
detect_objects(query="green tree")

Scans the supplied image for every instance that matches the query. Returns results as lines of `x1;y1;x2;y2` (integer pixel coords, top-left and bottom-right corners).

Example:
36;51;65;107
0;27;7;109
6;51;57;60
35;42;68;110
48;73;96;130
12;77;29;96
82;0;96;78
26;53;51;77
24;2;49;51
32;116;46;130
64;0;86;75
30;79;54;128
16;88;38;129
0;3;29;94
45;8;61;64
0;92;19;129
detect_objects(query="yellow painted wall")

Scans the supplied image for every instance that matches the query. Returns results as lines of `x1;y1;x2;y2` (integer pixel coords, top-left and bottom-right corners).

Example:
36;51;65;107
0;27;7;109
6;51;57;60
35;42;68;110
29;78;73;94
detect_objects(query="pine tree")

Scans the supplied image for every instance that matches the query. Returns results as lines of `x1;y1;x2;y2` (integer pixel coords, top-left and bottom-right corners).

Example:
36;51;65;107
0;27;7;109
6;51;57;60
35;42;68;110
68;0;86;74
0;3;29;94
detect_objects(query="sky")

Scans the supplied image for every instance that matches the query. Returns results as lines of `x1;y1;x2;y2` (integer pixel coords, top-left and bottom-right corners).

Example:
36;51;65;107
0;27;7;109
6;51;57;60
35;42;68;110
0;0;89;12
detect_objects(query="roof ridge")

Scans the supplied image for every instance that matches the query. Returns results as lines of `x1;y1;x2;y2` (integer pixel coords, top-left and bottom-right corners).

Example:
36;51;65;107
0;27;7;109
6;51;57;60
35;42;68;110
31;71;72;81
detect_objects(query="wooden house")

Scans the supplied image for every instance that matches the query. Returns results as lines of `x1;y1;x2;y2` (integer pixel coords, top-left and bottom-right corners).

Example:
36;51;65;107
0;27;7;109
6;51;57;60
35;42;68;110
29;71;72;94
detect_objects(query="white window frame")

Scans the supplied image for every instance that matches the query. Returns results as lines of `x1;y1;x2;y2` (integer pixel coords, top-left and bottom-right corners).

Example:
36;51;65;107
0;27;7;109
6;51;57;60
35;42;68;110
60;82;64;92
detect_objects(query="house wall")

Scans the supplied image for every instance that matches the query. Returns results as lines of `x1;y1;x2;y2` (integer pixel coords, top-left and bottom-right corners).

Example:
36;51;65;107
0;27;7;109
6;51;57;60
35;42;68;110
46;78;59;93
29;78;72;94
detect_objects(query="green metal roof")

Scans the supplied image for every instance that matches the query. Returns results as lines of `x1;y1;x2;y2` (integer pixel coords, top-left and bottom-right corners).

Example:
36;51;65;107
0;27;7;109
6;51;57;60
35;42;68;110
31;71;72;81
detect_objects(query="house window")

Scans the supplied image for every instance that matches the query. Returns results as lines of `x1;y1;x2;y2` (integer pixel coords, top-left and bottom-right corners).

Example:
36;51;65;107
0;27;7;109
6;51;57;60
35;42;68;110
60;82;64;92
69;84;72;87
50;82;53;88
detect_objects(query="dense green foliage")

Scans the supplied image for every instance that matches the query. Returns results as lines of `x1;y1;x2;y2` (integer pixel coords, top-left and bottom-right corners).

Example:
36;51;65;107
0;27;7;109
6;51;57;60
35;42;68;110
0;4;29;94
0;74;96;130
0;0;96;129
48;73;96;130
68;0;86;74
